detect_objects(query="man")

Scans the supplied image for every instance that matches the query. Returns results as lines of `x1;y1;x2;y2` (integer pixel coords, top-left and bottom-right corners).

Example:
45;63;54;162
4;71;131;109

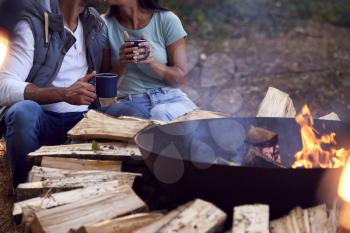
0;0;105;187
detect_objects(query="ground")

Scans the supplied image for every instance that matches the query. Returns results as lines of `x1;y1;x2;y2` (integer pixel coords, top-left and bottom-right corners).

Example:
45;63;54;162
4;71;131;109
183;21;350;119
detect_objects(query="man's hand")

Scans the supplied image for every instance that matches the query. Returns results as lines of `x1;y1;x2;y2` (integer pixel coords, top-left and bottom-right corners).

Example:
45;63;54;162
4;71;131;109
62;71;97;105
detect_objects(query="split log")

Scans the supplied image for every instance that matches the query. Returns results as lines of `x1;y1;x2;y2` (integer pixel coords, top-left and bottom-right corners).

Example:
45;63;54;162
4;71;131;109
41;156;122;171
17;172;139;201
13;181;119;217
136;199;227;233
134;203;191;233
319;113;341;121
28;142;141;162
233;204;269;233
307;204;331;233
30;185;147;233
270;204;331;233
256;87;296;118
172;109;229;122
28;166;132;182
67;110;155;142
75;213;164;233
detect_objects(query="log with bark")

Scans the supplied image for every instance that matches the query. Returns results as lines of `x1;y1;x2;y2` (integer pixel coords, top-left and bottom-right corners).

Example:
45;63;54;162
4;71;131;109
135;199;227;233
13;181;119;217
28;142;142;162
16;171;139;201
75;213;164;233
67;110;157;142
30;185;147;233
40;156;122;171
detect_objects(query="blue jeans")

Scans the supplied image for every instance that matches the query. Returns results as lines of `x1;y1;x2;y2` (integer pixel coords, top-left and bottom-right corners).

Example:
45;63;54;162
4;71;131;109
118;87;198;122
3;100;148;187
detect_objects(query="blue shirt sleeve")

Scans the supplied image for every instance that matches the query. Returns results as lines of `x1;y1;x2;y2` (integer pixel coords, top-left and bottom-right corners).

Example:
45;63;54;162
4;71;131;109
161;11;187;47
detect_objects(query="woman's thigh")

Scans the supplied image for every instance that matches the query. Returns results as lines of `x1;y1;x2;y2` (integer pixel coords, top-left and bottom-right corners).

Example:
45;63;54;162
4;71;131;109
150;99;198;122
100;101;151;119
149;88;198;121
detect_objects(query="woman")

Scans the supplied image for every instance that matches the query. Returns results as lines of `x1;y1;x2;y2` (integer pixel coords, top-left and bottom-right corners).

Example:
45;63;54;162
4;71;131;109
101;0;197;122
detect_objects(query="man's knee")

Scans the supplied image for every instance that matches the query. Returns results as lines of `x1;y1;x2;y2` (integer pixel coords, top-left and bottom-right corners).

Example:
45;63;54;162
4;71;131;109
5;100;43;127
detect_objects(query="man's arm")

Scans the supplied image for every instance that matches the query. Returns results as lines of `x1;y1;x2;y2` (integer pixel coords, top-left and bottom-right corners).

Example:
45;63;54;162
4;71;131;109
0;21;96;106
24;72;97;105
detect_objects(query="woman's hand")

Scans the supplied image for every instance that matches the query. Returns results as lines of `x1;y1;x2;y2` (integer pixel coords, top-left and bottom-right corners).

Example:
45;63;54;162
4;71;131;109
134;34;155;65
118;31;139;66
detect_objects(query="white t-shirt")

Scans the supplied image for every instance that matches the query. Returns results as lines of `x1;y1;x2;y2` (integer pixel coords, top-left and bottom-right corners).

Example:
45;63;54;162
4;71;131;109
0;19;89;113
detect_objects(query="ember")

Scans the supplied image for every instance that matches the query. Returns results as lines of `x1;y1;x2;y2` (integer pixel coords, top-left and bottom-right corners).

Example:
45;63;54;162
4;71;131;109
292;105;350;169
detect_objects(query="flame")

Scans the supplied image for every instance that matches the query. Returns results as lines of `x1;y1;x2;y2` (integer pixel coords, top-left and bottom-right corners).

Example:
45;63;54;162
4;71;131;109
292;105;350;169
339;159;350;230
0;29;9;67
339;159;350;203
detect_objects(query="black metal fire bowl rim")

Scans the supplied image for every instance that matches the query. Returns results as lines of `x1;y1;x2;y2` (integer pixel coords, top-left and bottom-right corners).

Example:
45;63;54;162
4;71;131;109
135;116;350;171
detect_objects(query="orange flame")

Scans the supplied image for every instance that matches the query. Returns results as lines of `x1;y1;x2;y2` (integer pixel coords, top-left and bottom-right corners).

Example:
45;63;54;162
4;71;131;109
292;105;350;169
339;159;350;230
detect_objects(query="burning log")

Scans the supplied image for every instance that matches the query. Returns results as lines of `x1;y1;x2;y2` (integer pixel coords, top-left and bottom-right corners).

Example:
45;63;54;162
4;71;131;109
13;181;119;217
40;157;122;171
28;142;142;162
16;171;139;201
135;199;227;233
30;185;147;233
75;213;164;233
232;204;269;233
246;126;282;164
270;204;333;233
256;87;296;118
67;110;157;142
245;148;284;168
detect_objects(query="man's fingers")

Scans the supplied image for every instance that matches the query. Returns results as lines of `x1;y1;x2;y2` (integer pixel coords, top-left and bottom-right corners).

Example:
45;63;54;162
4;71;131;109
79;89;97;99
80;71;96;82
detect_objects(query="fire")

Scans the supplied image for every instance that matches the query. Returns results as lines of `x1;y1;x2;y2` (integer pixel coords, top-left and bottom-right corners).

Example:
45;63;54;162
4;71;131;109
0;29;9;67
339;159;350;203
292;105;350;169
339;159;350;230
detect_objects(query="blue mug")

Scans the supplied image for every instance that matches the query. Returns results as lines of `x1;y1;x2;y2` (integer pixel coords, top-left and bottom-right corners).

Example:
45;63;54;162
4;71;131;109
126;39;150;62
94;73;118;98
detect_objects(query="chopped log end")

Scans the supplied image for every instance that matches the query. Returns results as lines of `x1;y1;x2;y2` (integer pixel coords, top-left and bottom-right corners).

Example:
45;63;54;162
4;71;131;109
136;199;226;233
257;87;296;118
233;204;269;233
270;204;333;233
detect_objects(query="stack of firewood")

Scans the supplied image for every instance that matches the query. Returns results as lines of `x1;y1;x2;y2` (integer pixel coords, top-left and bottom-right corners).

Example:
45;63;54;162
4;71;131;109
12;90;342;232
13;109;232;233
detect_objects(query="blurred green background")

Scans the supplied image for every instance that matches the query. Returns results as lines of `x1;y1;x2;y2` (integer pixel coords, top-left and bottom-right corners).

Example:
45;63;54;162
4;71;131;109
97;0;350;38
